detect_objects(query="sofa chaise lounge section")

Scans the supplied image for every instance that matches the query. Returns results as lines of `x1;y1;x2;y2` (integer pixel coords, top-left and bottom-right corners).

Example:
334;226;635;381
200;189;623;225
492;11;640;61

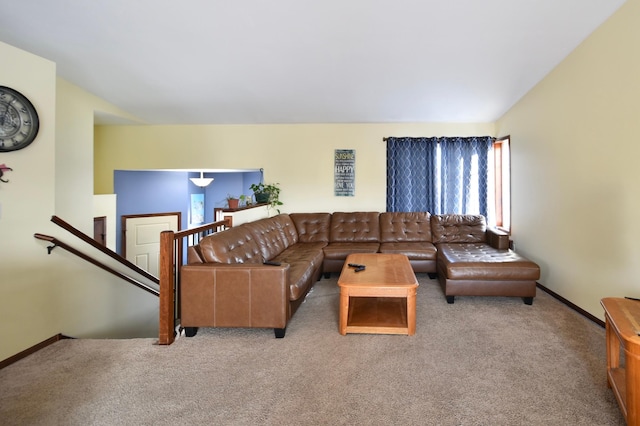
433;214;540;305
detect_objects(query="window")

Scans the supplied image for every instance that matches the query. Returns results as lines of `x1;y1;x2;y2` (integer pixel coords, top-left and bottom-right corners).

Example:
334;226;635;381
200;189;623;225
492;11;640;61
386;136;493;215
492;136;511;231
386;135;510;231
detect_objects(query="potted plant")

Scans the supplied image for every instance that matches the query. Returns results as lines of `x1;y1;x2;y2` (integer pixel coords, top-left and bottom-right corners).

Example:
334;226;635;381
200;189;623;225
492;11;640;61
239;194;252;207
226;194;239;209
249;182;283;212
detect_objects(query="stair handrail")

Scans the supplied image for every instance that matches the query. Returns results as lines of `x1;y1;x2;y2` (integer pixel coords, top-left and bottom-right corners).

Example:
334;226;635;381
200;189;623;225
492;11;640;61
33;233;160;297
50;215;159;284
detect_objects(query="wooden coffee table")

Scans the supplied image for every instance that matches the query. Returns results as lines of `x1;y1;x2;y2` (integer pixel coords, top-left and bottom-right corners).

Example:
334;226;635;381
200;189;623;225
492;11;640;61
338;253;419;335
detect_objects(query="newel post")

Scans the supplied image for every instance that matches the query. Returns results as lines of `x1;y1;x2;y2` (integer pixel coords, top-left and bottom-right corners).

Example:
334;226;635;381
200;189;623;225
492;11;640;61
158;230;176;345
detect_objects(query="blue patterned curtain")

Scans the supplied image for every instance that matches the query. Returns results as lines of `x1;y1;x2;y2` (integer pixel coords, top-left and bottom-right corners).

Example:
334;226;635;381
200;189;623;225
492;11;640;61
386;137;438;212
386;136;494;215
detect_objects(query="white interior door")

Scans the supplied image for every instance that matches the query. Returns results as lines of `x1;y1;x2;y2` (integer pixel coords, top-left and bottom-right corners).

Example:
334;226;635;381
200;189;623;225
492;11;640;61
124;214;179;276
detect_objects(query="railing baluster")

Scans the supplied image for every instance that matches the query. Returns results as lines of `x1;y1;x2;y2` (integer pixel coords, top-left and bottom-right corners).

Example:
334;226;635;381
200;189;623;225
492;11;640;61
158;219;230;345
174;238;180;322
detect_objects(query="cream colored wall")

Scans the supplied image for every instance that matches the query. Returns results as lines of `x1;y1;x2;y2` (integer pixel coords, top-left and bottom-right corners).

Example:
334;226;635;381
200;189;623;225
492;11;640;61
0;42;158;362
496;0;640;319
55;79;97;233
0;42;59;361
95;122;495;213
52;80;159;342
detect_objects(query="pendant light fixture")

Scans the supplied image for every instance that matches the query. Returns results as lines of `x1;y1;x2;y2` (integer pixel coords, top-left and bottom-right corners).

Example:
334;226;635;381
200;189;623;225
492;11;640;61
190;171;214;188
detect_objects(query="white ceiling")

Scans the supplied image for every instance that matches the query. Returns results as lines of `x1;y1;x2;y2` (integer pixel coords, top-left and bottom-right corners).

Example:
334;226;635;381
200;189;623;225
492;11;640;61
0;0;627;125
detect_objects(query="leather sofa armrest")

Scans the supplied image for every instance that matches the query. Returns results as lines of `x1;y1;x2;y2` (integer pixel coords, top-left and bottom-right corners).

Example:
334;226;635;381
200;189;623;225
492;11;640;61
486;228;510;250
187;245;204;264
180;263;291;328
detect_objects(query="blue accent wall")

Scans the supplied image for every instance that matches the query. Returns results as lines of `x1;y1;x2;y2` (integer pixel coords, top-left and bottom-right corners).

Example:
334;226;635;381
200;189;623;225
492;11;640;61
114;170;263;255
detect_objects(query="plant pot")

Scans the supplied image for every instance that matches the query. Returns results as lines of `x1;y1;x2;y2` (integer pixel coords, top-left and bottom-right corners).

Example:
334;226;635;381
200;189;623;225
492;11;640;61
254;192;270;204
228;198;239;209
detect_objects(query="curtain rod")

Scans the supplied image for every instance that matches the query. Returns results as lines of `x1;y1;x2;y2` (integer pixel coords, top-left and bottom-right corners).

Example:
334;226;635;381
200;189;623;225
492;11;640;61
383;136;496;142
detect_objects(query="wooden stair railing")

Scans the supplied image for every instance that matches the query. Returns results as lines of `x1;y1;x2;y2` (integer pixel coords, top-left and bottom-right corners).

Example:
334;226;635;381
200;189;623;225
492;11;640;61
36;214;229;345
50;215;158;284
158;219;230;345
33;233;160;296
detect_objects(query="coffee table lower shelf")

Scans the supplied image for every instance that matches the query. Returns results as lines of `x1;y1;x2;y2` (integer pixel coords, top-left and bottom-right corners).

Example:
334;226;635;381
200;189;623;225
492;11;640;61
344;297;410;335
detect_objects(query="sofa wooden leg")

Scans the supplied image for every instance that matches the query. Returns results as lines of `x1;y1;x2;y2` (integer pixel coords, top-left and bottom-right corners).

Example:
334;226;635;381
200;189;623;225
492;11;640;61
274;328;286;338
523;297;533;305
184;327;198;337
323;272;330;279
427;273;437;279
446;296;455;304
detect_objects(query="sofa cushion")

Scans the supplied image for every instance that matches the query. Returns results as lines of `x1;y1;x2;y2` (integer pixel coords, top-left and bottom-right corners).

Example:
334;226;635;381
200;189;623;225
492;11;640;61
275;242;326;269
197;225;262;264
438;243;540;281
329;212;380;242
290;213;331;243
244;214;299;261
431;214;487;244
379;242;437;260
380;211;432;242
323;242;380;260
283;261;316;301
273;242;326;300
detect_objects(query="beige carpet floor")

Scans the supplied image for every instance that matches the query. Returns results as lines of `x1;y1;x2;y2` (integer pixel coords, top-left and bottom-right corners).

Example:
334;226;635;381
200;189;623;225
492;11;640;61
0;275;625;425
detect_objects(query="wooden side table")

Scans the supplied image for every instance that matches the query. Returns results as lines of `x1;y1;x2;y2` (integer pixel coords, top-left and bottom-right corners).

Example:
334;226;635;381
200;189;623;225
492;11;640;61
601;297;640;425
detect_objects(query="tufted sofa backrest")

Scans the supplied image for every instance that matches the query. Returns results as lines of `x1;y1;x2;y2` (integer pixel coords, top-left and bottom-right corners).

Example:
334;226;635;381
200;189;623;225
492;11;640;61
380;211;432;242
329;212;380;242
431;214;487;244
244;214;299;261
290;213;331;243
198;224;263;263
195;211;496;264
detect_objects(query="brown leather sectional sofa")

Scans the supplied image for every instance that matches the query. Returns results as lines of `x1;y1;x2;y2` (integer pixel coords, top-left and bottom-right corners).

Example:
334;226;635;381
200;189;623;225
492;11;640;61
180;212;540;338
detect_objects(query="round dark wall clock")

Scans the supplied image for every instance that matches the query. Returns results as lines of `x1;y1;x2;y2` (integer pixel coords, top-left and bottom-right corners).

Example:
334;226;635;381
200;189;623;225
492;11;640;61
0;85;40;152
